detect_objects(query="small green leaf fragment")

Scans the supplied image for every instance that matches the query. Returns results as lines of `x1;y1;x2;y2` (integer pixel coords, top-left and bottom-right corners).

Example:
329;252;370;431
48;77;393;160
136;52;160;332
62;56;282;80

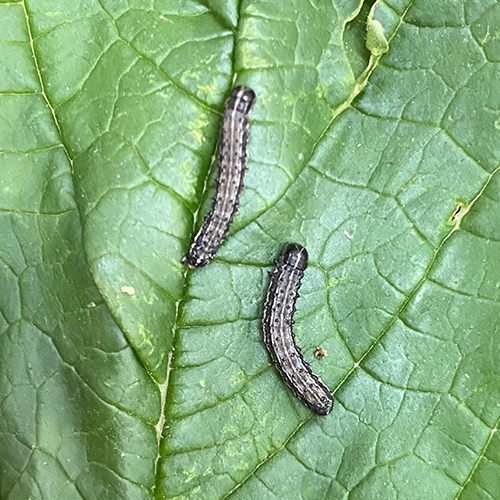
366;18;389;56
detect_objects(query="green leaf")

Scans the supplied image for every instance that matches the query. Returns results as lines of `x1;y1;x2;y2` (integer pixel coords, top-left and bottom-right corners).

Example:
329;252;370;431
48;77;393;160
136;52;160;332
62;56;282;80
366;11;389;56
1;1;500;499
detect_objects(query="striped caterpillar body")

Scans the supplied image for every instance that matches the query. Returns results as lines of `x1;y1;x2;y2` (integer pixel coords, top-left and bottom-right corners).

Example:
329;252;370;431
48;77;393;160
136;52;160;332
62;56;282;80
183;85;256;268
263;243;334;415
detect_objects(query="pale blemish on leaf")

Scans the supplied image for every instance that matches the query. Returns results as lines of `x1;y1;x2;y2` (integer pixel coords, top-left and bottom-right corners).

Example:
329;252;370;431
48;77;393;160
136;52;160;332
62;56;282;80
281;93;298;107
233;460;250;471
190;114;211;145
137;324;154;351
183;467;198;483
328;277;339;288
121;285;136;295
229;372;244;387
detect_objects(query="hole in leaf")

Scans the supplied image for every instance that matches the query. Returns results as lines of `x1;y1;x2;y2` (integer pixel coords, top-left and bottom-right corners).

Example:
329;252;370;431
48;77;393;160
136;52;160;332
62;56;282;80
450;202;468;225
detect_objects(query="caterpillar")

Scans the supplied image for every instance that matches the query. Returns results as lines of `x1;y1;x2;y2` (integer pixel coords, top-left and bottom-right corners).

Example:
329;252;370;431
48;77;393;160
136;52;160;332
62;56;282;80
183;85;256;268
263;243;333;415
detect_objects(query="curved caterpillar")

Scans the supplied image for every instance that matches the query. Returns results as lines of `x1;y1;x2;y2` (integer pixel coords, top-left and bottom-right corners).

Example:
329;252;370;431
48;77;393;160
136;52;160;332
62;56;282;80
263;243;333;415
183;85;256;268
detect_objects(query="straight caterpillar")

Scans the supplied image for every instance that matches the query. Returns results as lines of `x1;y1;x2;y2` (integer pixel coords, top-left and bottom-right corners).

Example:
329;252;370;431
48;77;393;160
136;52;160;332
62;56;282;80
183;86;256;268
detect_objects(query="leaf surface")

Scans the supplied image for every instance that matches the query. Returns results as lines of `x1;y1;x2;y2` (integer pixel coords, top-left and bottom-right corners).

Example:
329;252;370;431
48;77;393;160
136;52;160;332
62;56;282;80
1;1;500;499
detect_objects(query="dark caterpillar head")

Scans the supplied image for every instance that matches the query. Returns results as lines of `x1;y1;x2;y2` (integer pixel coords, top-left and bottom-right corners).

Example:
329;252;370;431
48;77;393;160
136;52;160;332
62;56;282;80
280;243;308;271
227;86;257;115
